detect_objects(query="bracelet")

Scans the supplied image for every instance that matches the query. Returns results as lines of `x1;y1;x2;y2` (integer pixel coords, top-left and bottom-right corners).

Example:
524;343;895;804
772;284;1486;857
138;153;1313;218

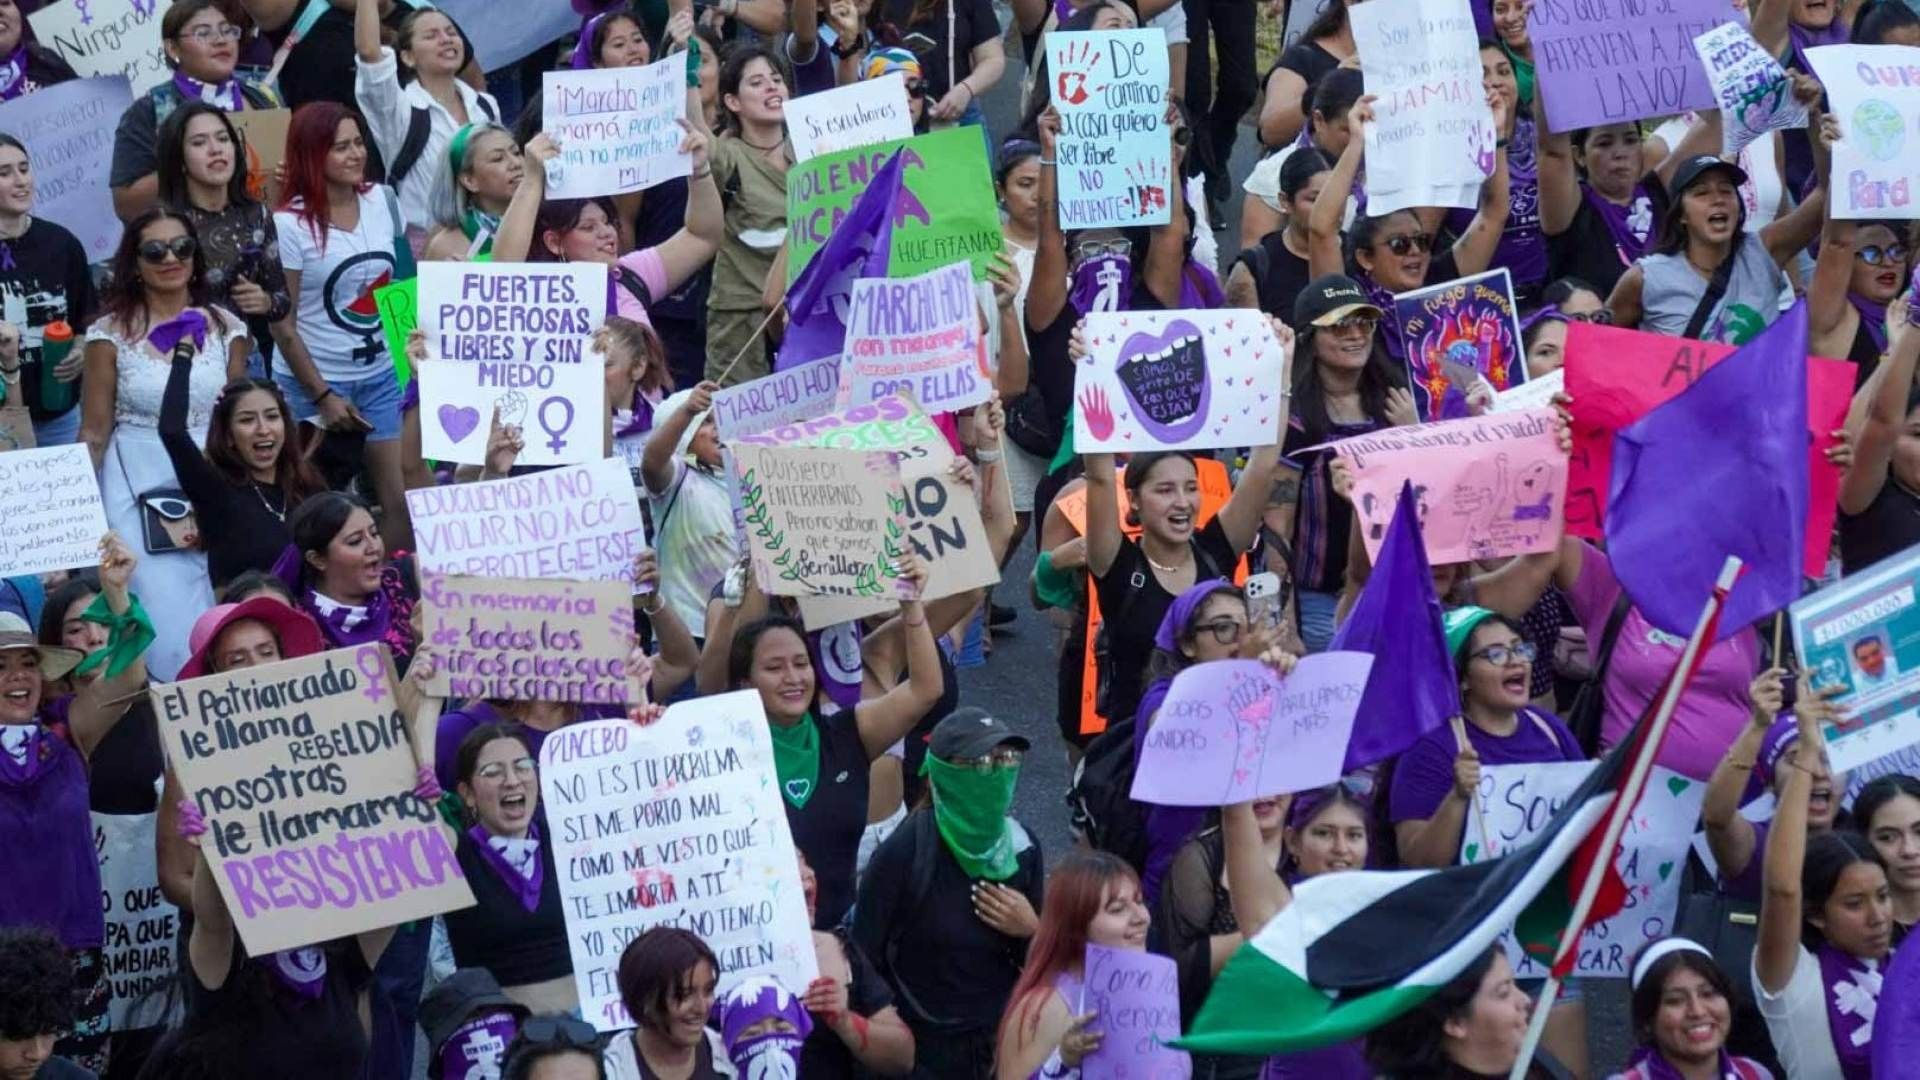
957;81;974;101
975;448;1002;464
690;165;713;179
641;594;666;615
1040;157;1057;167
1726;759;1755;771
313;387;337;405
1495;137;1509;148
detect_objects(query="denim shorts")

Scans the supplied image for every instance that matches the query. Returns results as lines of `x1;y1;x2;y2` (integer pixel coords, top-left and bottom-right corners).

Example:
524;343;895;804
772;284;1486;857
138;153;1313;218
276;366;404;443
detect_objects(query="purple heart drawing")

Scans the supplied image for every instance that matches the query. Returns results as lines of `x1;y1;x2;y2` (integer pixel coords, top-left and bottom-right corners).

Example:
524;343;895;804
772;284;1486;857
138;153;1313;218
438;404;481;443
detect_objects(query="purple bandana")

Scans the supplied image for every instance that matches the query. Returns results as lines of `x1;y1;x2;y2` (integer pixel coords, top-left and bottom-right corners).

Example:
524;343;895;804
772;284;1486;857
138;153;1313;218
148;310;209;355
304;585;393;648
811;622;864;713
267;946;328;1001
1359;273;1404;362
469;822;544;912
439;1011;521;1080
614;386;660;439
1583;183;1657;267
1152;579;1239;652
1620;1045;1754;1080
0;722;55;786
172;71;246;112
0;44;28;102
717;975;813;1055
1816;942;1880;1079
1069;254;1131;315
1850;292;1890;355
571;12;616;69
1180;260;1226;309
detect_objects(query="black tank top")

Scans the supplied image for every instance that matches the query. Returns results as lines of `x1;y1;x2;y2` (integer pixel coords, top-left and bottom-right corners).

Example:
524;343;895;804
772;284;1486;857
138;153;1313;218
785;710;871;929
1840;479;1920;575
1847;317;1883;390
1237;232;1313;321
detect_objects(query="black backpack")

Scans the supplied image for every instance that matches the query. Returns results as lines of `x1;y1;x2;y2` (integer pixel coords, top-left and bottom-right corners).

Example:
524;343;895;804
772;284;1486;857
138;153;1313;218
1068;715;1150;871
387;95;501;187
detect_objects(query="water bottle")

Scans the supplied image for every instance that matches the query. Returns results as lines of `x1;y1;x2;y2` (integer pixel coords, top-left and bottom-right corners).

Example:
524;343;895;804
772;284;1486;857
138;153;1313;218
35;321;75;414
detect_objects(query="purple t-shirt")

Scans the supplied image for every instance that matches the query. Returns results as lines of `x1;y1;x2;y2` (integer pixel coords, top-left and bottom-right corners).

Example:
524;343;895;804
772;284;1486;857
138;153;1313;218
1262;1040;1372;1080
783;32;841;99
1388;708;1582;831
1719;818;1770;903
1566;543;1761;781
1444;118;1546;295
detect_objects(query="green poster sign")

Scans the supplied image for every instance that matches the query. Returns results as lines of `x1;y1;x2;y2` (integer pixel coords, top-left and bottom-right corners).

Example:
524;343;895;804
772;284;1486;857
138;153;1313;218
375;277;417;387
786;126;1004;282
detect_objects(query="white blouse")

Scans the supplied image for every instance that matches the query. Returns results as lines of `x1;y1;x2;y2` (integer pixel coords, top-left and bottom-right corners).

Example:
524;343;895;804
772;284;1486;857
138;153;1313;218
85;307;246;434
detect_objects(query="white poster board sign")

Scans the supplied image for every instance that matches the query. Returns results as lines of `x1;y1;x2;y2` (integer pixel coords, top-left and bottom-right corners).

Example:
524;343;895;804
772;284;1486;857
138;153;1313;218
1790;543;1920;772
1071;310;1287;452
407;458;648;586
542;56;693;198
94;811;176;1031
0;443;107;577
1806;44;1920;219
1693;22;1806;158
28;0;167;95
784;73;916;162
0;76;132;261
1351;0;1493;215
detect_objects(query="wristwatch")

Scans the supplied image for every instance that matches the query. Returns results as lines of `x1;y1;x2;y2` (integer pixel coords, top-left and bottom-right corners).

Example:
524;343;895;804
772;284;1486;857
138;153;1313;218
831;38;864;59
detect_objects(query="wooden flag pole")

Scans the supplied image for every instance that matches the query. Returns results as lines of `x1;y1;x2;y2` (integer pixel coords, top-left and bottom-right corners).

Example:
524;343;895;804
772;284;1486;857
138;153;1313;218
1450;715;1492;860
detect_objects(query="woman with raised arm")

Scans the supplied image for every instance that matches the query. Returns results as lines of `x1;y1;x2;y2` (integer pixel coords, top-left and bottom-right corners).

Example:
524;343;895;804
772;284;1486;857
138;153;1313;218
1837;282;1920;573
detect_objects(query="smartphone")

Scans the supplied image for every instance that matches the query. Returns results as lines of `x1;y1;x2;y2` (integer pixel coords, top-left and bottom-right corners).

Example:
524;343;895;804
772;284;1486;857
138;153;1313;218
1245;572;1283;634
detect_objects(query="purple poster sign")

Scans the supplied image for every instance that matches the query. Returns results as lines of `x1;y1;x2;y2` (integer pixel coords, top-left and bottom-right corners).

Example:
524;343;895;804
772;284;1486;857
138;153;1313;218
1394;269;1526;422
1129;653;1373;807
1081;945;1191;1080
1527;0;1737;133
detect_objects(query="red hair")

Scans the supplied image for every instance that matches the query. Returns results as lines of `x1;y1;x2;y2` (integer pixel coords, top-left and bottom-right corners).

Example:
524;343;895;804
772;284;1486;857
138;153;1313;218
277;101;371;253
995;851;1141;1049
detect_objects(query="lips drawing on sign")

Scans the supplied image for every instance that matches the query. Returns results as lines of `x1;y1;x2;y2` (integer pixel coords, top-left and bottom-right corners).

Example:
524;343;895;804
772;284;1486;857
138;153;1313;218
438;404;480;443
1114;318;1211;443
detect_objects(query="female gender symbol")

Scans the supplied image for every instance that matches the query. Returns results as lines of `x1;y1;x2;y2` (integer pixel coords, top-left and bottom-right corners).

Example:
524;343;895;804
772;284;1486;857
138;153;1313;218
538;396;575;453
356;648;388;704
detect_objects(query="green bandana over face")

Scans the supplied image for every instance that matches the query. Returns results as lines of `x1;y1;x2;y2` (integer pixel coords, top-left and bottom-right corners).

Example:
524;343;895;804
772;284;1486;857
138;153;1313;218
768;713;820;809
921;755;1021;881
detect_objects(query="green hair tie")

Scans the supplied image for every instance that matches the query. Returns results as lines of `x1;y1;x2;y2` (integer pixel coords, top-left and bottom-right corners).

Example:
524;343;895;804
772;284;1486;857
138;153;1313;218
447;123;480;180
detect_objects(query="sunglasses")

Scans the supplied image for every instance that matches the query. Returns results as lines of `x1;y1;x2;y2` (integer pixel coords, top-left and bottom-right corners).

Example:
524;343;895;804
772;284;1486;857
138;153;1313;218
1381;233;1432;256
517;1015;601;1051
949;747;1024;772
1857;244;1909;266
904;78;927;98
139;237;197;265
144;495;194;519
1325;314;1378;336
1470;641;1538;667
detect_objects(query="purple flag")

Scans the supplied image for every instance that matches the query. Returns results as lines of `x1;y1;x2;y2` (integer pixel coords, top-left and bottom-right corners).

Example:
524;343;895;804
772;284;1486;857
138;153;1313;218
775;150;903;372
1330;481;1459;771
1607;300;1809;638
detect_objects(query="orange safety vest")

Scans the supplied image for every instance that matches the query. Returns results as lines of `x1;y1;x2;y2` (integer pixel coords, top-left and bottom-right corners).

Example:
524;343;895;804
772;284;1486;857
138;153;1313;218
1055;458;1246;736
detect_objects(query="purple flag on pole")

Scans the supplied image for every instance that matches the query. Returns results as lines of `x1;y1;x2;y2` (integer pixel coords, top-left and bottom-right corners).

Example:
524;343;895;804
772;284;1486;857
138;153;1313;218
1607;299;1809;638
1330;481;1459;771
775;150;903;372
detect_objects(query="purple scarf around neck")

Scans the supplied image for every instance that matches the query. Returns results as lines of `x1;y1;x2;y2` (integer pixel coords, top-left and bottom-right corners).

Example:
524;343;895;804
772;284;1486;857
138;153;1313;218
1359;273;1404;361
173;71;245;112
1815;941;1880;1079
1850;293;1890;355
0;44;28;102
0;721;55;786
1620;1045;1752;1080
306;581;393;648
1582;183;1656;267
468;822;544;912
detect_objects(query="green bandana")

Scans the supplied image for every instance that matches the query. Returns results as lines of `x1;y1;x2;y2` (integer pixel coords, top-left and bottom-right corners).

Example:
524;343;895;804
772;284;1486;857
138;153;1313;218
921;755;1020;881
768;713;821;809
72;594;155;679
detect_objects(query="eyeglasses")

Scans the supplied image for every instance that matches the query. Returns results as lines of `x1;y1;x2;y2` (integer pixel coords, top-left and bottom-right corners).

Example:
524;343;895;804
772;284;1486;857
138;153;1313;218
1193;617;1247;645
1470;641;1538;666
1326;314;1378;336
476;757;536;781
948;747;1023;772
1857;244;1909;266
1382;233;1432;256
904;78;927;98
1073;238;1132;262
138;237;197;265
517;1015;602;1051
1565;309;1613;325
176;24;243;43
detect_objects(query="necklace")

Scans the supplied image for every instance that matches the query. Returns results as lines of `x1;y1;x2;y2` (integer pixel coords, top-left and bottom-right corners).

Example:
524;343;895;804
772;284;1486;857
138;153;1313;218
740;132;786;153
1145;553;1185;575
251;481;284;522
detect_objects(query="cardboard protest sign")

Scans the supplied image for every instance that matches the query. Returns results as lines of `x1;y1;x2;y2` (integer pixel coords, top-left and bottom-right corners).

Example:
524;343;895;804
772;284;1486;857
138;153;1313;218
1046;29;1173;229
417;358;605;467
0;444;107;577
1493;368;1564;414
408;458;649;585
29;0;167;95
1790;545;1920;773
1806;45;1920;219
151;646;475;954
1131;654;1372;806
1562;321;1852;575
731;444;910;599
788;126;1004;281
0;367;32;452
711;356;841;440
1527;0;1736;132
795;436;1002;627
228;108;290;208
1352;0;1493;214
1463;762;1704;977
1072;310;1286;453
375;278;418;386
1694;23;1805;158
540;693;819;1030
0;77;131;262
1080;945;1192;1079
730;392;942;452
784;73;916;162
542;57;692;198
94;812;176;1031
1396;269;1526;421
1332;409;1567;564
838;261;990;413
418;575;638;705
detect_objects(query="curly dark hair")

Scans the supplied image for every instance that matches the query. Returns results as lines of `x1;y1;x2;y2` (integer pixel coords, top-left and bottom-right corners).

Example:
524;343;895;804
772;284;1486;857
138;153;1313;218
0;927;75;1041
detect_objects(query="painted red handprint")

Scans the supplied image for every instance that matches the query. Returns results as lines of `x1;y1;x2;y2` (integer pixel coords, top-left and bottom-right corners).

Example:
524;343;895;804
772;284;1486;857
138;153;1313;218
1126;159;1169;215
1053;40;1104;106
1080;384;1115;441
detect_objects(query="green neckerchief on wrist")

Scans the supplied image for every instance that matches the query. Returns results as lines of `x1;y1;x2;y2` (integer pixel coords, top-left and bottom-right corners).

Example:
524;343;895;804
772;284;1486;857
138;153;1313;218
921;755;1021;881
768;712;821;809
73;593;155;679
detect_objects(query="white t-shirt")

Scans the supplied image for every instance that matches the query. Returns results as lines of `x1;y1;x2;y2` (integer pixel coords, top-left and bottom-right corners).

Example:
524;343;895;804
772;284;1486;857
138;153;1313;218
601;1028;736;1080
646;458;740;639
354;47;501;232
275;188;402;383
1752;944;1850;1080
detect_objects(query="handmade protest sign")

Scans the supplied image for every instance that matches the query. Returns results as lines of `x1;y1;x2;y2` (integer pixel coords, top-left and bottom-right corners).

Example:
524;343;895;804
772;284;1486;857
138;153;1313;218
1493;368;1564;414
541;693;818;1031
1562;321;1853;575
542;56;692;198
417;358;605;467
417;262;606;363
1333;409;1567;564
29;0;167;95
1462;762;1704;977
784;73;916;162
1073;310;1286;453
1694;23;1805;158
1080;945;1192;1079
229;109;291;207
1131;654;1373;806
838;261;989;412
732;445;910;599
1046;29;1172;229
1351;0;1492;214
408;458;648;585
1526;0;1735;132
788;126;1003;280
151;646;474;954
731;392;941;452
375;278;419;386
94;812;175;1031
1396;269;1526;420
0;444;107;577
1806;45;1920;219
710;356;841;440
0;77;131;262
1790;545;1920;773
418;575;637;705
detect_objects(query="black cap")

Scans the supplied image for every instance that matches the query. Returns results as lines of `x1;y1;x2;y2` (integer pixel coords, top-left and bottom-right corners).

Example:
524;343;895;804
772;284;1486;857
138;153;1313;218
1669;154;1749;196
421;968;528;1075
1293;273;1385;329
928;706;1031;760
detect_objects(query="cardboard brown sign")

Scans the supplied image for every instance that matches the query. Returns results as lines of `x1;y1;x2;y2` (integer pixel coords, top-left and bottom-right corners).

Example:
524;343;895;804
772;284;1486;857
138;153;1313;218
418;574;639;705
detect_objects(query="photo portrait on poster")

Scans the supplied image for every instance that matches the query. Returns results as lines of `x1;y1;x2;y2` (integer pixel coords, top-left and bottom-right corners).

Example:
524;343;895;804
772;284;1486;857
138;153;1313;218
1791;545;1920;773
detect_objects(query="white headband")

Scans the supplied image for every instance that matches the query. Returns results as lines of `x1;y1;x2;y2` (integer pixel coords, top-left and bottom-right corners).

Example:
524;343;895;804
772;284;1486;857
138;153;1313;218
1630;938;1713;991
